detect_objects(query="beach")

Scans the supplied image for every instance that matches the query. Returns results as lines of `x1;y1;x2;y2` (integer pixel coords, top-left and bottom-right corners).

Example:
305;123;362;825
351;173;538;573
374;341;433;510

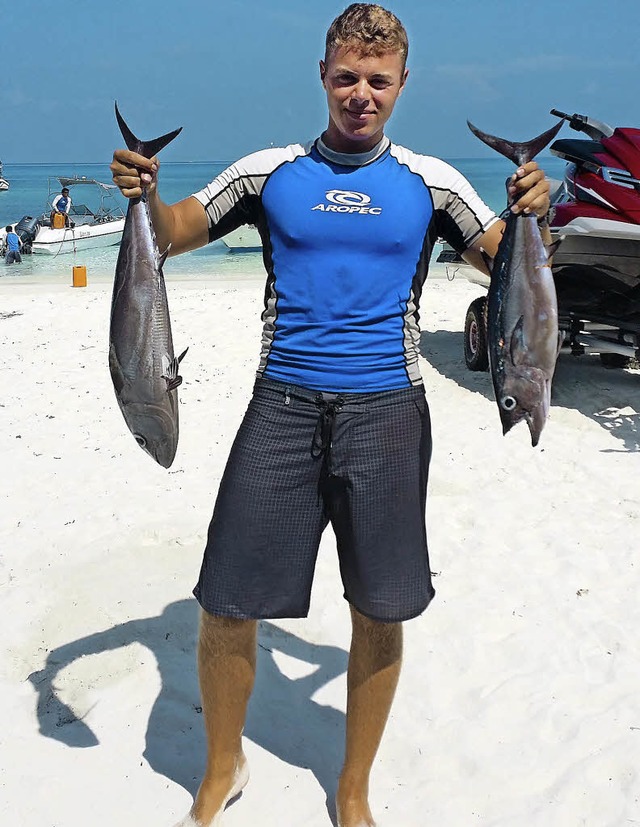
1;267;639;827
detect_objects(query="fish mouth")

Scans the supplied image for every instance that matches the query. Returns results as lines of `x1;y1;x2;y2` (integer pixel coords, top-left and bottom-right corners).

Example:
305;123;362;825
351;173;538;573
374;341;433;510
122;403;178;468
497;369;551;447
500;404;544;447
133;430;176;467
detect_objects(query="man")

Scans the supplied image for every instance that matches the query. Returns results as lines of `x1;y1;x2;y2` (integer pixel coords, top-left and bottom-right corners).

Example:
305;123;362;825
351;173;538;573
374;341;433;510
50;186;72;228
4;225;22;265
111;5;551;826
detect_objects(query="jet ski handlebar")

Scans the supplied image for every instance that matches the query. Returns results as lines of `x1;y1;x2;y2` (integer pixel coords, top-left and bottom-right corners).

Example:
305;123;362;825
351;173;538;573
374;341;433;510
550;109;614;141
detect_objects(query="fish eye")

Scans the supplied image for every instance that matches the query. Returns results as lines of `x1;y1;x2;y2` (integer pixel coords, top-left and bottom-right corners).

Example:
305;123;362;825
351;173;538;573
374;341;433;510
501;396;517;411
135;434;147;447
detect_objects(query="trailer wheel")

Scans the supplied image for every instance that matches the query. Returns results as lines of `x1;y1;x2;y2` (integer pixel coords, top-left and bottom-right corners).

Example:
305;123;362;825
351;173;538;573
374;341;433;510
599;352;632;368
464;297;489;371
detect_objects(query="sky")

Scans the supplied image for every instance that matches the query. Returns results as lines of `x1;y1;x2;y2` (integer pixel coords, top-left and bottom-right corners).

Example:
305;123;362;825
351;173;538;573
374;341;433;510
2;0;640;164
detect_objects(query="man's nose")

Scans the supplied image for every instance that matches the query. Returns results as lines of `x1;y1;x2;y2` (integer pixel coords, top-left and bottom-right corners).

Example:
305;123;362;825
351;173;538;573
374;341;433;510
351;79;370;102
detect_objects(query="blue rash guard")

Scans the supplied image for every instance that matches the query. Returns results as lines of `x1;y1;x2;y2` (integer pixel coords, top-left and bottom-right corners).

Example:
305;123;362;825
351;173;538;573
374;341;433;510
193;137;498;393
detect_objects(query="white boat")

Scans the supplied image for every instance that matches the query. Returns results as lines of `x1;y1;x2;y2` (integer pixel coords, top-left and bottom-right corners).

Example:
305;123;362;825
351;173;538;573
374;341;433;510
0;160;8;191
10;175;125;255
221;224;262;252
31;219;126;254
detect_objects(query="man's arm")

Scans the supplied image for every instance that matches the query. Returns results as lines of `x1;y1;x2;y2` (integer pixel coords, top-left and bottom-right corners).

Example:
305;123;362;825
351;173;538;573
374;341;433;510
147;190;209;257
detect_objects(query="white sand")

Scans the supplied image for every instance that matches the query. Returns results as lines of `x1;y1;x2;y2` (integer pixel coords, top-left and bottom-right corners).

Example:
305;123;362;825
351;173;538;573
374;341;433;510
1;268;639;827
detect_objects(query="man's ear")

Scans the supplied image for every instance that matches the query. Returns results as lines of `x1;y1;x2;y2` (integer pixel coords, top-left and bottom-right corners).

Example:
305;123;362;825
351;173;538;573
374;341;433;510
398;68;409;96
319;59;326;85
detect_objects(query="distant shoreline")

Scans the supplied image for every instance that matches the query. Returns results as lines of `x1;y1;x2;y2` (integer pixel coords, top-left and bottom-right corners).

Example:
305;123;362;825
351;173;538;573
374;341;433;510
0;154;562;166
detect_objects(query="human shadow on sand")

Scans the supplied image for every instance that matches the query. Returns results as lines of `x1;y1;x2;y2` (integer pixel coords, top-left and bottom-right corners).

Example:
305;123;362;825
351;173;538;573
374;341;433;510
27;598;349;823
420;329;639;452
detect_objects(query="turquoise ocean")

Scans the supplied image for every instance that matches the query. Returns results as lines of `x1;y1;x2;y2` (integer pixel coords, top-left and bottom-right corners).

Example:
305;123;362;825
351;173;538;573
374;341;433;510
0;156;566;282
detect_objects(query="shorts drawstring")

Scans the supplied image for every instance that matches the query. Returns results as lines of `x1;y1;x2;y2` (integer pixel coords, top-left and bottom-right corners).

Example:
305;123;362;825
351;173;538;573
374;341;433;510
311;393;344;475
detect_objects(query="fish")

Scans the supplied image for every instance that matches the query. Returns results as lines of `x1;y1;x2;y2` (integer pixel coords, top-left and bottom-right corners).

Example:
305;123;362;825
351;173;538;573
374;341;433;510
467;118;564;447
109;103;186;468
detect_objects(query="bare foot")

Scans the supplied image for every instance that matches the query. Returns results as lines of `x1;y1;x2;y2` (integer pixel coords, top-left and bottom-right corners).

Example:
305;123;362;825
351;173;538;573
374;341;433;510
336;792;376;827
173;753;249;827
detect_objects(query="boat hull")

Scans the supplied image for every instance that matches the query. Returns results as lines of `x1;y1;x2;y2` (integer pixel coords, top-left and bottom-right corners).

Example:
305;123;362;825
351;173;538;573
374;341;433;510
221;225;262;252
31;219;125;255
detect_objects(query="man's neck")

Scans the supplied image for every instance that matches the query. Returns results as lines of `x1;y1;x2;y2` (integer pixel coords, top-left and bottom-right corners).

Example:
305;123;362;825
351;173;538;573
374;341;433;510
317;133;389;166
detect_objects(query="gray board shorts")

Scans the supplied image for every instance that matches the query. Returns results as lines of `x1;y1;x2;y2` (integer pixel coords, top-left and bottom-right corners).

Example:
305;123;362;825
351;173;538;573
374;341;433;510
193;377;435;623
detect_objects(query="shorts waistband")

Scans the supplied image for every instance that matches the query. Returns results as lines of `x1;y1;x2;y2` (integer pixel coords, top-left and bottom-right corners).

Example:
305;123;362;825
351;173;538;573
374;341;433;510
254;376;424;407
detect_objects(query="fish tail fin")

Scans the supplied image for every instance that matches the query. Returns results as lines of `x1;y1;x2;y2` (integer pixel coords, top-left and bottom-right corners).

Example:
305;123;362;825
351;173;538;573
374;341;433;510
115;102;182;159
467;119;564;165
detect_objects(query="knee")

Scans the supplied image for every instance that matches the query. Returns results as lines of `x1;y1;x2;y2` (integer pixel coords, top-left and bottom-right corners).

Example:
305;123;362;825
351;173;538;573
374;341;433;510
199;610;257;656
350;607;403;661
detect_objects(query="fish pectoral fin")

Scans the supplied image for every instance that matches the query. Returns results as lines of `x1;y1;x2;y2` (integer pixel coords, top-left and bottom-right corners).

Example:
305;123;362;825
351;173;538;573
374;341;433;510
162;350;187;392
177;346;189;363
509;316;528;365
545;237;563;261
480;248;494;275
159;245;171;270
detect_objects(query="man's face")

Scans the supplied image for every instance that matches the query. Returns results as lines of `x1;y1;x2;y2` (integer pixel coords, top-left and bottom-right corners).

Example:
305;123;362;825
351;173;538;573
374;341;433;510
320;45;408;153
62;190;69;197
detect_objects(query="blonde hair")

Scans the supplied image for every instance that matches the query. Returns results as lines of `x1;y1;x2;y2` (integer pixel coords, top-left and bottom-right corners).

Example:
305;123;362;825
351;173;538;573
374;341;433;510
325;4;409;67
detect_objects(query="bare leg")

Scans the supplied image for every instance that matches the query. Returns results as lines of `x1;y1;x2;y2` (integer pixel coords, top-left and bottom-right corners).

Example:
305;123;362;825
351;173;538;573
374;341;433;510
336;607;403;827
175;611;257;827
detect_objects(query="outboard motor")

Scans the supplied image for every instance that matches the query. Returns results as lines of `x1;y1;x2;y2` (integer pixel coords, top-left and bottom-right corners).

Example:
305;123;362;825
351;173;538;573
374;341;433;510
14;215;41;254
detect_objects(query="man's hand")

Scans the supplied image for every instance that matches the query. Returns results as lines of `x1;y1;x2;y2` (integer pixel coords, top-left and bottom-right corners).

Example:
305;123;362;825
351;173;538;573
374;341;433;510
508;161;550;219
110;149;159;200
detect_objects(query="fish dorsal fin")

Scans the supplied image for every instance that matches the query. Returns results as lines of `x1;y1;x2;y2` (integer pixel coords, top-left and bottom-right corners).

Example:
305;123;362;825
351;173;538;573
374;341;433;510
510;316;527;365
467;119;564;165
115;102;182;159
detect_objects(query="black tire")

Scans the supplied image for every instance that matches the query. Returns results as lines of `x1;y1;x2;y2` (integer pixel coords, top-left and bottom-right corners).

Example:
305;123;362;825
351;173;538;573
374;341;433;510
464;297;489;371
599;352;632;368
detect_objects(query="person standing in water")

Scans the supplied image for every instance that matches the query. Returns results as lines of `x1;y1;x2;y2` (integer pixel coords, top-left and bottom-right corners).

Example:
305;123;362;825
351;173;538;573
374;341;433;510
4;226;22;265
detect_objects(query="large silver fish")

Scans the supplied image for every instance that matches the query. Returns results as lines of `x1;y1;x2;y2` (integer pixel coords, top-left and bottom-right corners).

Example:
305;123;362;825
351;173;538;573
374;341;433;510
109;103;186;468
467;119;564;447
